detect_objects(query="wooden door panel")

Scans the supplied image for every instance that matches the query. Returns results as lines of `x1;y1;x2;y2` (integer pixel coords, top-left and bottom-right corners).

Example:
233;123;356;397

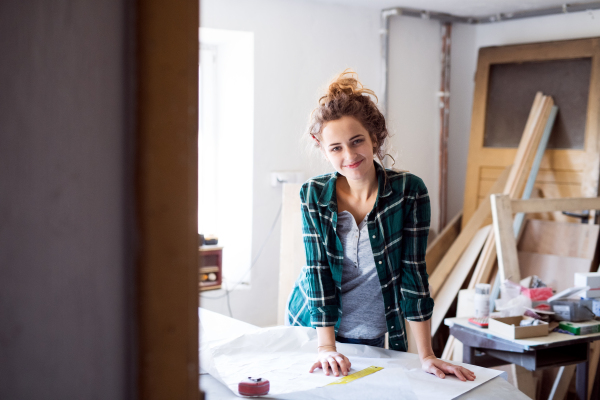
462;38;600;228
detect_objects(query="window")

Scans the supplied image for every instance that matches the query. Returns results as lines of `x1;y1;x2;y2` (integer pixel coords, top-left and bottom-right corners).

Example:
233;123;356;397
199;27;254;284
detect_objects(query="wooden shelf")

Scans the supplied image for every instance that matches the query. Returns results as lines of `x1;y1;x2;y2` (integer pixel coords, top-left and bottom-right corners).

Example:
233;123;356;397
200;266;220;273
199;283;221;292
199;245;223;252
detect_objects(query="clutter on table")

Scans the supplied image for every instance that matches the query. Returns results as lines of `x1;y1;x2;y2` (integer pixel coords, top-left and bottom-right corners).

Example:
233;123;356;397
469;273;600;339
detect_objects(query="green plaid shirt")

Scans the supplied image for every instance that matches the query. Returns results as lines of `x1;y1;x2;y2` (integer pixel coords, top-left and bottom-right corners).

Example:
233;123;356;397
286;161;434;352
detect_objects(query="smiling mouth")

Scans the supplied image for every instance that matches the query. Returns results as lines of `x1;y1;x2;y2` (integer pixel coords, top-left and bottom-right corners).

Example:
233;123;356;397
346;160;363;169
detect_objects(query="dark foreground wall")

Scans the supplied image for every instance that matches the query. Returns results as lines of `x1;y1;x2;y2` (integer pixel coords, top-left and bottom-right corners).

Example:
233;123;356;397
0;1;135;398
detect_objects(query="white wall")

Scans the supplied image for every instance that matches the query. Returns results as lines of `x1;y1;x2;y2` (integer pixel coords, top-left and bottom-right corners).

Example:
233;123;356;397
387;15;442;234
447;10;600;217
200;0;381;326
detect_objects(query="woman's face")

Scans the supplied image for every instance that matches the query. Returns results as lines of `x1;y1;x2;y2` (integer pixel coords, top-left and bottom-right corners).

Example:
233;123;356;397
320;115;376;181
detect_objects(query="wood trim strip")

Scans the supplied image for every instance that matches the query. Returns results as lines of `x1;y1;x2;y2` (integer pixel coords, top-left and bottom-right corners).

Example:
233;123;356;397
511;197;600;214
428;167;509;297
426;212;462;276
491;194;520;282
136;0;200;398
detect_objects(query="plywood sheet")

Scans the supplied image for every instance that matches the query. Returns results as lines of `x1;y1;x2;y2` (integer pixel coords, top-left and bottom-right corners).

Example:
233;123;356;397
277;183;305;325
518;219;599;259
485;58;591;150
517;251;592;292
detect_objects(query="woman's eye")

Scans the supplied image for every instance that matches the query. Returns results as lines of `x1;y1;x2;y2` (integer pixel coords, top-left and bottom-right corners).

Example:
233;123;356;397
331;147;340;152
353;139;363;145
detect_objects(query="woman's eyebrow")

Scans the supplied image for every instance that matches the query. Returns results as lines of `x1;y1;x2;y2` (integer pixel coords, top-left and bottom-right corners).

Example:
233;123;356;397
328;135;364;147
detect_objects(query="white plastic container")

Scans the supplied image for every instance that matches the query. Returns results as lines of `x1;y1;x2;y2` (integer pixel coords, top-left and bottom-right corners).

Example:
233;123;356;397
474;283;491;318
574;272;600;298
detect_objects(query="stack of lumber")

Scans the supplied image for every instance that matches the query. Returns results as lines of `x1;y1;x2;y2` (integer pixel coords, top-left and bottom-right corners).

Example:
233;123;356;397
428;92;555;344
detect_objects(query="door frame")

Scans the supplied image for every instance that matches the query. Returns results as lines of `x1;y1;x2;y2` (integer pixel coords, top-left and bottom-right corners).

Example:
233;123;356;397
136;0;200;398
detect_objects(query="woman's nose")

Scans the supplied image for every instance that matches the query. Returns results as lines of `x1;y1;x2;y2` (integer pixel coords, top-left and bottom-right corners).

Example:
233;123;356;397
343;147;355;160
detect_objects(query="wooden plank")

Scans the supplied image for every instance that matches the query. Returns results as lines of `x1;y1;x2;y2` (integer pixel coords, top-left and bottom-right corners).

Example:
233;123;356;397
513;364;537;399
277;183;304;325
511;197;600;214
426;212;462;275
518;251;593;293
549;365;576;400
491;194;520;282
468;95;554;289
588;340;600;400
480;167;583;184
431;226;491;336
441;336;455;361
478;180;582;199
518;219;600;259
137;0;200;398
451;289;476;362
428;167;510;297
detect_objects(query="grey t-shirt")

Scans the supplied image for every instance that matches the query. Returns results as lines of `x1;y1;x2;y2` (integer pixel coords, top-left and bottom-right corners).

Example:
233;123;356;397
336;210;387;339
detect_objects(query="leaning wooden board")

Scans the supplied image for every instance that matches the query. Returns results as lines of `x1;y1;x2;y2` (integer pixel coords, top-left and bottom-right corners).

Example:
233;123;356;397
462;37;600;228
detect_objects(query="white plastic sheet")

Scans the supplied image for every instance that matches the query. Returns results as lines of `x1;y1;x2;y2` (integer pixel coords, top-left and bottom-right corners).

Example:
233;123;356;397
199;309;502;399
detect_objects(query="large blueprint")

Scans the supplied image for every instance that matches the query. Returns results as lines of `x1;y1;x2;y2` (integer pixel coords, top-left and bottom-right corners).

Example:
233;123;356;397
199;309;503;399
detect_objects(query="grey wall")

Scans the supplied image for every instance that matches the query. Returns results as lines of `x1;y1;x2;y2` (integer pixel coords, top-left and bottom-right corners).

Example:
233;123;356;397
0;1;135;399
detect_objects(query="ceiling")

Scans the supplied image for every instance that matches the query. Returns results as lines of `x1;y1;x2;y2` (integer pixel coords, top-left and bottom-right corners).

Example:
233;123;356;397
294;0;598;17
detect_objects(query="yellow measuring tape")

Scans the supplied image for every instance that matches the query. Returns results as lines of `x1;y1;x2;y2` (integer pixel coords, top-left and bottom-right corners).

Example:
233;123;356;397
326;366;383;386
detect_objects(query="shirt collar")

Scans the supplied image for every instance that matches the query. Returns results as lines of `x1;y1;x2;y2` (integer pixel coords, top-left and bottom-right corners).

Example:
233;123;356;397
317;161;393;212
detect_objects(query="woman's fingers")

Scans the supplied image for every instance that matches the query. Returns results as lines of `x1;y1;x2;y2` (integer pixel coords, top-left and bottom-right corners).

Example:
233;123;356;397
321;361;330;375
459;367;475;381
328;357;340;376
430;365;445;379
440;364;475;381
451;366;466;382
309;361;321;373
334;356;349;375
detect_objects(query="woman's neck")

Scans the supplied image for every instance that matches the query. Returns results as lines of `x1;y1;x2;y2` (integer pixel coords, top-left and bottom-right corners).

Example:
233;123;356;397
336;163;378;203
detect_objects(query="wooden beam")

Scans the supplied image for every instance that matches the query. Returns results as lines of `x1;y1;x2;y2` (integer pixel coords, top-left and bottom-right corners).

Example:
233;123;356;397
426;212;462;276
137;0;200;398
549;365;576;400
431;226;491;336
491;194;520;282
511;197;600;214
428;167;510;297
588;340;600;400
513;364;537;399
468;94;554;288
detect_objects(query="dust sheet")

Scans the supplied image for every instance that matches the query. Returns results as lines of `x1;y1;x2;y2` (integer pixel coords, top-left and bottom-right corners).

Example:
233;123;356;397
199;309;502;399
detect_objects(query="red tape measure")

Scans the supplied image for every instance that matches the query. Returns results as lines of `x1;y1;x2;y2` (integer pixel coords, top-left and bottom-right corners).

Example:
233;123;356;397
238;377;270;396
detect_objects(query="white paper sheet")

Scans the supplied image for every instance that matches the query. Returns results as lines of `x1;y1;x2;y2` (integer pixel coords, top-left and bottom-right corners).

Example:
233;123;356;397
199;309;503;399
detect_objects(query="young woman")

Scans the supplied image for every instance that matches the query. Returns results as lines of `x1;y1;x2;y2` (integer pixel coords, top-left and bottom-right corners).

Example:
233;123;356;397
286;70;475;382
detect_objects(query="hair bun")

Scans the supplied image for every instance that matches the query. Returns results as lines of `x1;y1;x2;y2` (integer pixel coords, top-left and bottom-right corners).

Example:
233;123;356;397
319;69;377;105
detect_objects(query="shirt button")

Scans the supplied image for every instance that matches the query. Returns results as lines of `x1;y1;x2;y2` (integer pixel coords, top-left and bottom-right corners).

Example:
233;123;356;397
391;326;394;329
372;235;376;238
387;306;390;310
379;261;382;264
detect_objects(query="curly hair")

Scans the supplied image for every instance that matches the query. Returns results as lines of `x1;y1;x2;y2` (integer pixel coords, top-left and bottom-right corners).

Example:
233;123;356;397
308;69;389;160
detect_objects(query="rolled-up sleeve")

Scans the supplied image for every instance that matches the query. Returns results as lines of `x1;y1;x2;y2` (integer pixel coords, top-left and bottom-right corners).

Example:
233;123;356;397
399;181;434;321
299;184;339;327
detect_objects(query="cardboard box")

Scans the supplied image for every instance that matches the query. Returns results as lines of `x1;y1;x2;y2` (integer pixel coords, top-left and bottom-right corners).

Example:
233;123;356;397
489;316;549;339
558;320;600;335
574;272;600;298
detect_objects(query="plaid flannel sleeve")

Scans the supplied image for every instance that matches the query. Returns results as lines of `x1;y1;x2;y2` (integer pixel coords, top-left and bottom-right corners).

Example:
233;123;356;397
299;184;339;327
399;178;434;321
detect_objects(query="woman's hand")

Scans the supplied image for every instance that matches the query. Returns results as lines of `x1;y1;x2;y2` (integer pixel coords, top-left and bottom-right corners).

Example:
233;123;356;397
309;346;351;377
421;355;476;382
